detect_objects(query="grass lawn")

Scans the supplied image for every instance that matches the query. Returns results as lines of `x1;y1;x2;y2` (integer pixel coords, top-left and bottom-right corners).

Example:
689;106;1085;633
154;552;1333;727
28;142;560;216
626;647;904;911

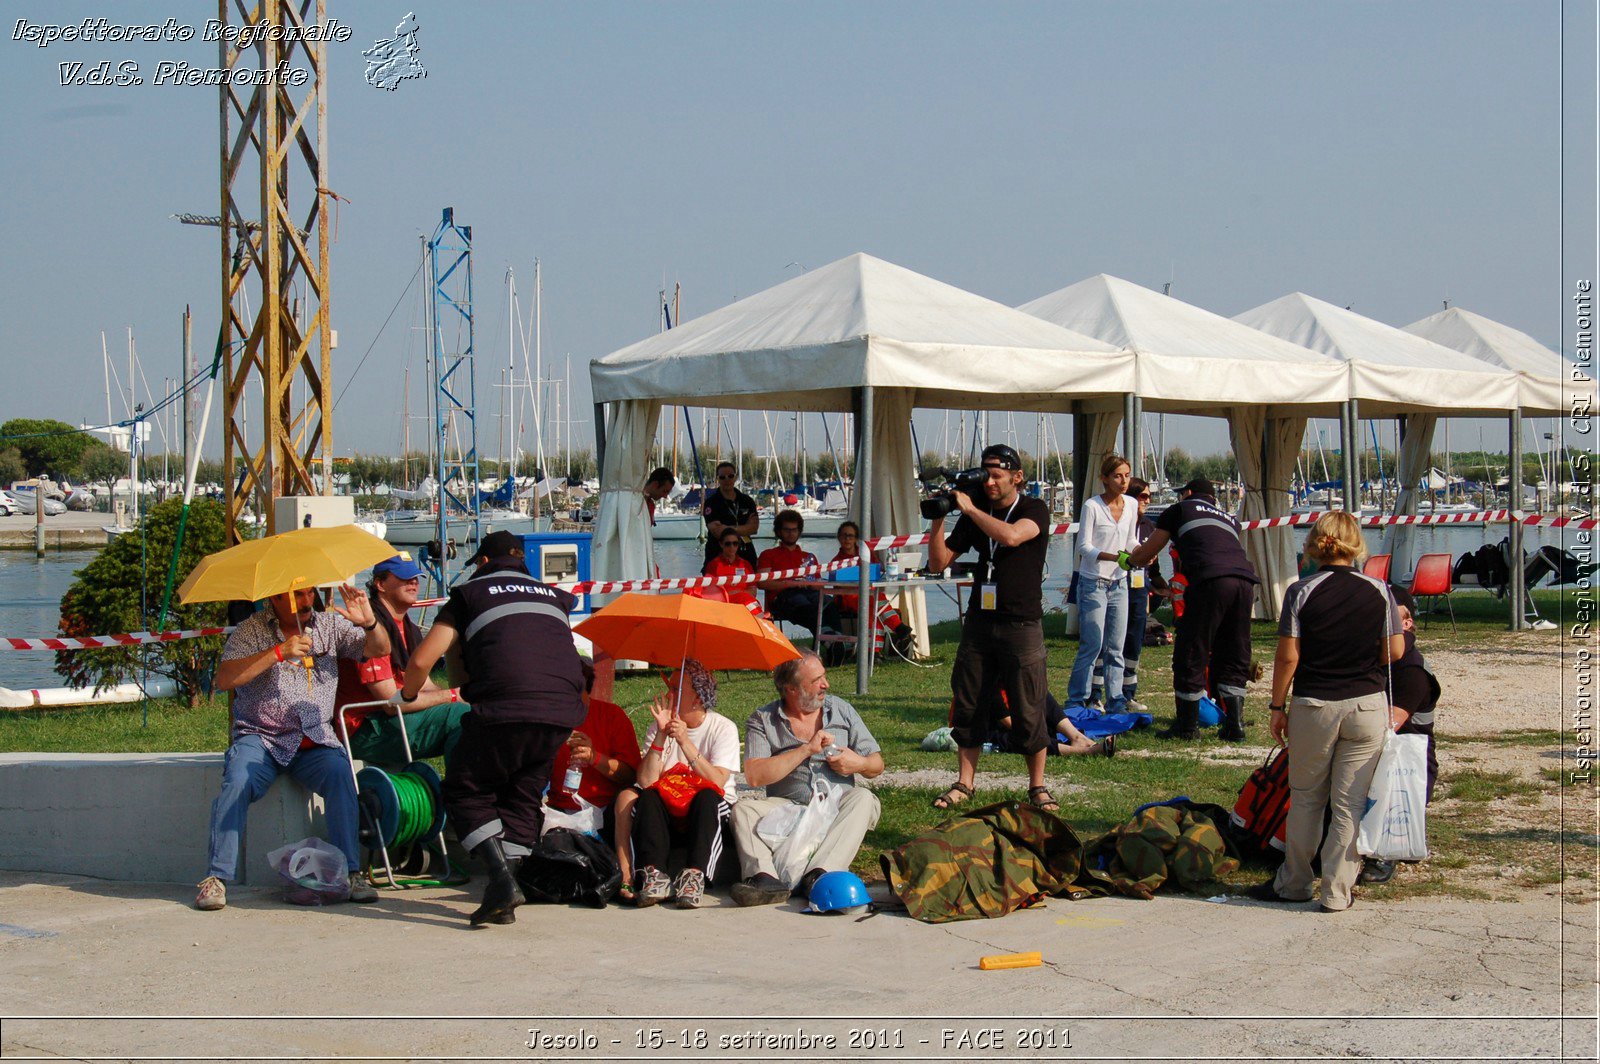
1;585;1585;901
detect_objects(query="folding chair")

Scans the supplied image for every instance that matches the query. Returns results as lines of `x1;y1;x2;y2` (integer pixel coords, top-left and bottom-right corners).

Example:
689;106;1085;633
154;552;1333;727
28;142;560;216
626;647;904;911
1408;553;1456;633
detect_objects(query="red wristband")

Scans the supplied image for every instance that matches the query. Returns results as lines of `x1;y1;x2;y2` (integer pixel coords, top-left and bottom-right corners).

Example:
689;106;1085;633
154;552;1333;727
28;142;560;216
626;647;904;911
449;688;460;703
273;644;284;663
649;743;665;753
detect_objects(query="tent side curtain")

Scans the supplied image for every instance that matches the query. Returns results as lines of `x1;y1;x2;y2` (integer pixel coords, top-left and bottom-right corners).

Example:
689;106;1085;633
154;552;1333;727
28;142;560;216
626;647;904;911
1231;408;1305;619
1383;413;1438;577
864;389;930;656
592;399;662;593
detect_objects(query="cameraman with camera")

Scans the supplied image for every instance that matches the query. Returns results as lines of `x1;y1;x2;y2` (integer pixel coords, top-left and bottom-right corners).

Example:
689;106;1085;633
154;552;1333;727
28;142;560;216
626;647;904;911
925;444;1058;813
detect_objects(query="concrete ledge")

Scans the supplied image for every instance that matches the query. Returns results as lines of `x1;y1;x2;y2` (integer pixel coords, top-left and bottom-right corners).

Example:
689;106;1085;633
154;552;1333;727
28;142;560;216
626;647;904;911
0;752;328;885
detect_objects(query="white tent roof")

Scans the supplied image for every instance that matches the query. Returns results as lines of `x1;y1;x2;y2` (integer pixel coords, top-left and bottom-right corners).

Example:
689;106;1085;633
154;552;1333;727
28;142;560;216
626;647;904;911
1402;306;1583;416
1232;293;1521;416
589;253;1135;413
1018;274;1348;412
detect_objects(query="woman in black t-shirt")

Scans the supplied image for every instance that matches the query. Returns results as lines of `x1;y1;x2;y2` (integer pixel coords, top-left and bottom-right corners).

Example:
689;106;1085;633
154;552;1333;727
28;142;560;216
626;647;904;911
1250;511;1404;913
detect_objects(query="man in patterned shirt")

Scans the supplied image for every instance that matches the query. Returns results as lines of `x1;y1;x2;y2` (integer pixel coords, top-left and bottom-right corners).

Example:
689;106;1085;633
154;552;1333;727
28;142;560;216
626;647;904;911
194;583;390;911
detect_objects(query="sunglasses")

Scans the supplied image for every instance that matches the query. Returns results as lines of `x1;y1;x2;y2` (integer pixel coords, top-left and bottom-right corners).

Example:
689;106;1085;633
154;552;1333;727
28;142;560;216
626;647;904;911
1136;493;1151;500
717;473;736;480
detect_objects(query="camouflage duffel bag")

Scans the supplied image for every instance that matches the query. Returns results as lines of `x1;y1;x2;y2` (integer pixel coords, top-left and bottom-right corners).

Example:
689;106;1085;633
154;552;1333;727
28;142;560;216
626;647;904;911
1081;803;1239;900
879;801;1088;923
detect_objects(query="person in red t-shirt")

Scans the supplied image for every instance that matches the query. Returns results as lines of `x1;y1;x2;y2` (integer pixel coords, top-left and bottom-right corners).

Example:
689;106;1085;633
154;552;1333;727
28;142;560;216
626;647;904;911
547;659;642;847
758;510;841;639
701;530;762;612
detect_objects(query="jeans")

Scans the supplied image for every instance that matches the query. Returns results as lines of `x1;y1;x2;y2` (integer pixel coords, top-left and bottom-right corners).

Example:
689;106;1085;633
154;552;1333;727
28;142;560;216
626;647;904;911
1094;583;1149;702
206;734;361;881
1068;576;1128;709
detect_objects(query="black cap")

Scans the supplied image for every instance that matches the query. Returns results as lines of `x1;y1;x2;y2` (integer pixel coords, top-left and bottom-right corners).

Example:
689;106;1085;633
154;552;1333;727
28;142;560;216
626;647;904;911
981;444;1022;471
1181;477;1215;498
474;530;524;565
1388;584;1416;614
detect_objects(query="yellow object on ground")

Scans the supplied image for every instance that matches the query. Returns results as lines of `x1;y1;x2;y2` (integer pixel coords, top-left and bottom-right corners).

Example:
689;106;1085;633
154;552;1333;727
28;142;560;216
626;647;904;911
979;951;1042;970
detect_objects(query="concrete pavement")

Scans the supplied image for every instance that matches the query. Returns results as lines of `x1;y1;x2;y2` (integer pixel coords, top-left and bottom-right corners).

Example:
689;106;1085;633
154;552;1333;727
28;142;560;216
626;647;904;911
0;871;1591;1062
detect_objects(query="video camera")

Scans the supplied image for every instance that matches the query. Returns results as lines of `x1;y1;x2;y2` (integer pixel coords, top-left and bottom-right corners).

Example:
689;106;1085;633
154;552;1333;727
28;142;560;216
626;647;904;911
918;467;988;520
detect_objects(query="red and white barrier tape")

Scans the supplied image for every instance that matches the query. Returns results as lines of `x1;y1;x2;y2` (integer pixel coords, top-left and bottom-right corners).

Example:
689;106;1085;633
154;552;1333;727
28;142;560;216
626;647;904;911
11;509;1592;650
3;627;232;652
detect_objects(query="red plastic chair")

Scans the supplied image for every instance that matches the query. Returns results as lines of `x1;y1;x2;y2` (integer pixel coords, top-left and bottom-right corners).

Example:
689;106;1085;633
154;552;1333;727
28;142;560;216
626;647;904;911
1362;554;1392;581
1409;553;1456;633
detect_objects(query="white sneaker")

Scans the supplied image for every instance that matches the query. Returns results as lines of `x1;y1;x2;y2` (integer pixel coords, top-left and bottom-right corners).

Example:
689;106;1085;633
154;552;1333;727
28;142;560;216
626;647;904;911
194;876;226;911
1124;698;1149;714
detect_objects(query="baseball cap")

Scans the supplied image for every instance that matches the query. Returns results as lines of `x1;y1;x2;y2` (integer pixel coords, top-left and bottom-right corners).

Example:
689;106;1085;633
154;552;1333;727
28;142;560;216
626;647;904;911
1181;477;1215;498
980;444;1023;471
474;529;524;564
1388;584;1417;615
372;552;424;580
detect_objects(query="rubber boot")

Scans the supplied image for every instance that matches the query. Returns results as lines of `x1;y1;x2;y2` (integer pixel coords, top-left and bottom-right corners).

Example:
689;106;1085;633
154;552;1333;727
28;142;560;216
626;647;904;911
469;837;525;927
1159;696;1201;740
1218;694;1246;742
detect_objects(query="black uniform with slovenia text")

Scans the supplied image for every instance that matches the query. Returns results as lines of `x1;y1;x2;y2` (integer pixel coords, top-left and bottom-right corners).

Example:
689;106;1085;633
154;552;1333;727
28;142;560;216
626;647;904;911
435;556;585;856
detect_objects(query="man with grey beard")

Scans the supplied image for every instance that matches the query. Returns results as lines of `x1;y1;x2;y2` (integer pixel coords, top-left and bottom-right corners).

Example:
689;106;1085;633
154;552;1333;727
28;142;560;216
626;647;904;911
729;651;884;906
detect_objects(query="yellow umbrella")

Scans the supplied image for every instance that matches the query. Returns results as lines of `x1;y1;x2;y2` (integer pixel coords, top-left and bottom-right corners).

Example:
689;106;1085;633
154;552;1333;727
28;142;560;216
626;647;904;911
177;524;399;605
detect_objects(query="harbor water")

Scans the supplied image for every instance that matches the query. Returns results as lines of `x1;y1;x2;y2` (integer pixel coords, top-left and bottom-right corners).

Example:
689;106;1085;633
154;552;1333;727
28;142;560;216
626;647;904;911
0;522;1583;691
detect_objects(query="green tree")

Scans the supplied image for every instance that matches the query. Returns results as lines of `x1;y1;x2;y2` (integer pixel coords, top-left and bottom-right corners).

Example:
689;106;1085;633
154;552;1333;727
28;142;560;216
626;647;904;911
79;443;127;506
0;447;25;486
54;498;229;705
0;418;92;476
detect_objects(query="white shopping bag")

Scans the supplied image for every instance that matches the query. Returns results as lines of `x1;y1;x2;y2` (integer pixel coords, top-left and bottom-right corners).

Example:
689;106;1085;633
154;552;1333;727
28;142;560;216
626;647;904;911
770;778;846;888
1357;730;1430;861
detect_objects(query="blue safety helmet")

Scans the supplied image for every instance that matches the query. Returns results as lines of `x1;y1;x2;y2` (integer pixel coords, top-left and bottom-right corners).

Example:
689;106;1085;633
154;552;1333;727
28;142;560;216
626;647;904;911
1197;696;1223;728
807;871;871;915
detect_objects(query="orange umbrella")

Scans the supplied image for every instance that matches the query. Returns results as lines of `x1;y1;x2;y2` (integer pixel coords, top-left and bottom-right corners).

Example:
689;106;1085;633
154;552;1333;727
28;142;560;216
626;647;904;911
574;592;800;672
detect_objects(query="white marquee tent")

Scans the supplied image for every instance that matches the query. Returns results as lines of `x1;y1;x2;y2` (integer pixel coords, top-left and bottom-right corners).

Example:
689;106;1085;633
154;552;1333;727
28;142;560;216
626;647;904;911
589;253;1134;683
1403;305;1587;417
1234;293;1523;576
1019;275;1352;614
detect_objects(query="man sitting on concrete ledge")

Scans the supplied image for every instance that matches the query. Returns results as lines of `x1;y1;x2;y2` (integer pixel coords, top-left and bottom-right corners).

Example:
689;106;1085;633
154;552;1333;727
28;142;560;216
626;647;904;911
731;651;883;906
196;583;390;911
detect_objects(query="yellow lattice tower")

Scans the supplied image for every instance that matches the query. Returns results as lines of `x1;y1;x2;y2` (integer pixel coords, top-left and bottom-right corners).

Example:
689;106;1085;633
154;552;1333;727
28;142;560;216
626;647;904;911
218;0;333;542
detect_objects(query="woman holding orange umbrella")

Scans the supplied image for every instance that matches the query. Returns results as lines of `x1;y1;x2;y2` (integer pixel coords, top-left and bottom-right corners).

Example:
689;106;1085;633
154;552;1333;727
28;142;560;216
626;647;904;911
626;659;741;908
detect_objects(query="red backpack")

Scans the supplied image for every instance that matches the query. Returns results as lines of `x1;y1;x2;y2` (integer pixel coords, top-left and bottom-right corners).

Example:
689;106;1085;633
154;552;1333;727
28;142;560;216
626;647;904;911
1231;747;1290;856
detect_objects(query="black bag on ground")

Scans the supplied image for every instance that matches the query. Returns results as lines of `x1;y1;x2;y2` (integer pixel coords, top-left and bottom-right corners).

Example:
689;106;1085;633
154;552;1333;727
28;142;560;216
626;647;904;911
517;828;621;908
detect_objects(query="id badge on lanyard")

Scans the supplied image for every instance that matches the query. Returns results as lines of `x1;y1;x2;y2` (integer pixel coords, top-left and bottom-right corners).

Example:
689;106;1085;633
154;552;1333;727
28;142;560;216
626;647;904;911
1129;567;1145;590
980;497;1019;612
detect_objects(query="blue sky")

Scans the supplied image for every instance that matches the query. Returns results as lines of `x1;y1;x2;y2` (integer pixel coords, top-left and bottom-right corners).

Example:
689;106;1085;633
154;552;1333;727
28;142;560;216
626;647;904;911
1;1;1591;470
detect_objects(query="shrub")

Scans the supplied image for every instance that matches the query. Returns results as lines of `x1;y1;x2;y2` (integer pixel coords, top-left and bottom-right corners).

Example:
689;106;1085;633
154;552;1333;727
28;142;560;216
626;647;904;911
55;498;228;705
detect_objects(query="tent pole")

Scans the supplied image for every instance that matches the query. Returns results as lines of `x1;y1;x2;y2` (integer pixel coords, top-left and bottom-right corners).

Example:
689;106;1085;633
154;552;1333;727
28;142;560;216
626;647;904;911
1340;400;1359;514
855;386;874;695
1509;410;1524;630
1125;394;1142;477
1070;402;1089;521
593;402;607;477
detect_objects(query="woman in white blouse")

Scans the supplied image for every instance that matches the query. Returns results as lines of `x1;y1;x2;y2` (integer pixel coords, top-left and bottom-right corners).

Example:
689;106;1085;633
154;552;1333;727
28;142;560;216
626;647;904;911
1067;454;1139;710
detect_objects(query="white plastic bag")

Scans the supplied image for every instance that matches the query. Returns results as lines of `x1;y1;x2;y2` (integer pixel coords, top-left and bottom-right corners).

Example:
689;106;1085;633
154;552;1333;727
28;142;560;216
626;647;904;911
266;836;350;905
771;778;845;887
1357;731;1430;861
541;796;603;838
754;803;806;847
